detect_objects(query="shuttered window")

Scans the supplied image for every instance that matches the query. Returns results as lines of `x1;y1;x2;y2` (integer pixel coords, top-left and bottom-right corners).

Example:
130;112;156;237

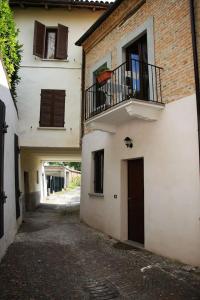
14;134;20;219
39;89;65;127
0;100;7;238
56;24;68;59
33;21;46;58
94;150;104;194
33;21;68;59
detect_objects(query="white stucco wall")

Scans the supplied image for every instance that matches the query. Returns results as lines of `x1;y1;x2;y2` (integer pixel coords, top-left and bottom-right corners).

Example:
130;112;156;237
0;60;22;261
13;8;104;148
81;94;200;266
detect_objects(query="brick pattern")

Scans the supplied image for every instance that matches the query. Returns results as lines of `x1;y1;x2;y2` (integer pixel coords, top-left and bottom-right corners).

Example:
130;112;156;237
84;0;195;104
195;0;200;85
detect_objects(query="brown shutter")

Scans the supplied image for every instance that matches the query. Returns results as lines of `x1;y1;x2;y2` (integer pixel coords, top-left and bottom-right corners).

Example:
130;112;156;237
14;134;20;219
40;90;65;127
53;90;65;127
56;24;68;59
33;20;46;58
126;47;131;71
40;90;53;127
0;100;8;238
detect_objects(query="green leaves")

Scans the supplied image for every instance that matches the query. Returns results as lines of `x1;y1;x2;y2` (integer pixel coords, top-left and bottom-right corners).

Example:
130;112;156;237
0;0;22;102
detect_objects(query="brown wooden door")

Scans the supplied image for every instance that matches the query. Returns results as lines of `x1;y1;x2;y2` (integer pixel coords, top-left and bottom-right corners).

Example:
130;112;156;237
128;158;144;244
0;99;7;239
14;134;20;219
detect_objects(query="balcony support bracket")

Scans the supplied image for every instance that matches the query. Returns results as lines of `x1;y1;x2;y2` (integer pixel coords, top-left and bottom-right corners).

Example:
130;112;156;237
86;121;116;134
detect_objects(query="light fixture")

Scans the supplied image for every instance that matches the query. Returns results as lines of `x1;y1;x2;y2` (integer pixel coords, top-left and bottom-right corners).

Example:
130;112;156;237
124;137;133;148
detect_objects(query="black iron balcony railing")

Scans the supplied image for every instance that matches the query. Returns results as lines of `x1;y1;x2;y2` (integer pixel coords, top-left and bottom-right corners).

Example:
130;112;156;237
85;59;163;121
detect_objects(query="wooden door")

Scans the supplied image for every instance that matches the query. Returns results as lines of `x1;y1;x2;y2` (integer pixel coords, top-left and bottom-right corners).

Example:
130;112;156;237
14;134;20;219
0;100;7;238
128;158;144;244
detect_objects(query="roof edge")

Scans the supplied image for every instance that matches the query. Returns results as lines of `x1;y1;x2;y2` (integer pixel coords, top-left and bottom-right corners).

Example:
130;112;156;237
9;0;111;9
75;0;123;46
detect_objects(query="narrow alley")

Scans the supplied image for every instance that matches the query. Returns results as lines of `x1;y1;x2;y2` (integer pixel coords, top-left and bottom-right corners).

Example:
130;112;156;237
0;205;199;300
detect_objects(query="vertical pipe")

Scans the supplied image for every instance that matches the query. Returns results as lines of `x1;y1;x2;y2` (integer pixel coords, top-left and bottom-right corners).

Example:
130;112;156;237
80;49;85;140
189;0;200;163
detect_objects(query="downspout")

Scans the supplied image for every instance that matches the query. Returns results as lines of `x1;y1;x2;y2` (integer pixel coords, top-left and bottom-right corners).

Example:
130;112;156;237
189;0;200;163
80;49;86;145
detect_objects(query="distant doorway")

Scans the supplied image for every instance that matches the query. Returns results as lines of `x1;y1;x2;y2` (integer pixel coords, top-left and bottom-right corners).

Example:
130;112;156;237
128;158;144;244
24;171;30;211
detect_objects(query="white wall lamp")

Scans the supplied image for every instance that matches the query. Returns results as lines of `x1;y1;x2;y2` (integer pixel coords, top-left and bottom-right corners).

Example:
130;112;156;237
124;137;133;148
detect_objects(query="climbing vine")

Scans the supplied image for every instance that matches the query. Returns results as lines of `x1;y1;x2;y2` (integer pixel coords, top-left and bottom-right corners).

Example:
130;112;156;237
0;0;22;101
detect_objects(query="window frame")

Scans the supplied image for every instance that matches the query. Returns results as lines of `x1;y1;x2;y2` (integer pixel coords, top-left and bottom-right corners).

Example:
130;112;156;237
39;89;65;128
33;21;68;60
93;63;108;110
93;149;104;194
44;27;58;59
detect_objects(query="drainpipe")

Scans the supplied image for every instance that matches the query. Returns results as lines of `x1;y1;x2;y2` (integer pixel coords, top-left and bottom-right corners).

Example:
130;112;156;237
189;0;200;164
80;49;86;145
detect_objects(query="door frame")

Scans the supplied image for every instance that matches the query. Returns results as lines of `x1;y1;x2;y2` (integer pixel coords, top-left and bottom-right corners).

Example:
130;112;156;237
120;157;145;246
116;17;155;101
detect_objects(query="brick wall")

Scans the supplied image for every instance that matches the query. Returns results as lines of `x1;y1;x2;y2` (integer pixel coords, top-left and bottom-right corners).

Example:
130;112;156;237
84;0;195;103
194;0;200;86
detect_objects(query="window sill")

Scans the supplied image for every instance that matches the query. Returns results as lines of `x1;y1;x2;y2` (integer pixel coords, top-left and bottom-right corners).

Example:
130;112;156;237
88;192;104;198
37;127;66;131
41;58;69;62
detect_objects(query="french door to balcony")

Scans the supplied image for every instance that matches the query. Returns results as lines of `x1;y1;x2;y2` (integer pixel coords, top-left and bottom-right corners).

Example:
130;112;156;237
126;34;149;100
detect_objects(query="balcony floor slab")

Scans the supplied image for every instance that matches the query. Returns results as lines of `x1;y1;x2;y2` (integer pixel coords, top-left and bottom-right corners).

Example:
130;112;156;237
85;99;165;132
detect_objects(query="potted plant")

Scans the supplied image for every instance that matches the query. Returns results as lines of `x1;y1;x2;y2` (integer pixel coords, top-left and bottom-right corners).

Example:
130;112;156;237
96;67;112;84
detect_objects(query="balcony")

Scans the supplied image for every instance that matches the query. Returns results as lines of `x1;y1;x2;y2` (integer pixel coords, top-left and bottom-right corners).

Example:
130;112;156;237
84;60;164;132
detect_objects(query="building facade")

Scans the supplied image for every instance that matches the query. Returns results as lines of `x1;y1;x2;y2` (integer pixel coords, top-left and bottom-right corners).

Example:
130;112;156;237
77;0;200;266
10;0;109;209
0;58;22;261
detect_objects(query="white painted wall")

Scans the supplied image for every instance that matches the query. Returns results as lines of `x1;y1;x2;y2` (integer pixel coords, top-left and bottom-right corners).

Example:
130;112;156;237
0;59;22;261
13;8;104;148
81;94;200;266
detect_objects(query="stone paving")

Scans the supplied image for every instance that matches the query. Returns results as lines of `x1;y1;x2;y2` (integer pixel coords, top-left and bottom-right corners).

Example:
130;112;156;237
0;205;200;300
41;187;80;206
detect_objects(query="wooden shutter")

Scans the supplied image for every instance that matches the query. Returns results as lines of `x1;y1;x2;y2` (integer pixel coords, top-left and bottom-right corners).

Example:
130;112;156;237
14;134;20;219
40;90;65;127
40;90;54;127
0;100;8;238
33;20;46;58
53;90;65;127
56;24;68;59
126;47;132;71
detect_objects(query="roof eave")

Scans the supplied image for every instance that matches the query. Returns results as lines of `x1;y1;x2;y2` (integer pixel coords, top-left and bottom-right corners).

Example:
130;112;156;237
9;0;111;10
75;0;123;46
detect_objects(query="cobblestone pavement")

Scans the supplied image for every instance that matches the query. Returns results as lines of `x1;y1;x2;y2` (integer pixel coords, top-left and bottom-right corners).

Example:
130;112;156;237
41;187;80;206
0;205;200;300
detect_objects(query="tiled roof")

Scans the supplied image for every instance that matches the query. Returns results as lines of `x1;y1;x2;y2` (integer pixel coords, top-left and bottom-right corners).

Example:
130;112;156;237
9;0;111;9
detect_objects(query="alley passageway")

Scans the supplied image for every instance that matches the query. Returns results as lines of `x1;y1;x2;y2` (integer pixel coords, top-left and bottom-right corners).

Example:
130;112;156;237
0;205;200;300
